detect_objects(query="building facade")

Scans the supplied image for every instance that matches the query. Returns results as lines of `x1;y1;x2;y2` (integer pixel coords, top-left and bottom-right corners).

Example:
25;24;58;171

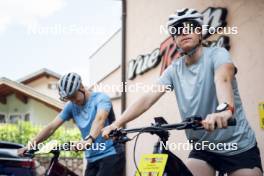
0;68;64;125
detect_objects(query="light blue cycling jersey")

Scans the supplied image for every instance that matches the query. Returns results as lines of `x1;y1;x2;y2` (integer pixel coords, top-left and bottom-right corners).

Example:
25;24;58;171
59;92;124;162
158;46;256;155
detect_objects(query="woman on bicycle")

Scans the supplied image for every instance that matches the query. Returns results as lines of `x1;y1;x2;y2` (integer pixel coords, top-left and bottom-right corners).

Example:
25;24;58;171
102;8;263;176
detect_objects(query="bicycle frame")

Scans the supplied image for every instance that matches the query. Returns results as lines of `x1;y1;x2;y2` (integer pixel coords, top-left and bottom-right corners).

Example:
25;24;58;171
45;150;78;176
110;116;235;176
25;141;79;176
151;120;193;176
151;118;225;176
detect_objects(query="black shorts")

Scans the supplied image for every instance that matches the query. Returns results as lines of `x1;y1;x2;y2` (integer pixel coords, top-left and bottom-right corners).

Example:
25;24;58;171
85;152;126;176
189;144;263;174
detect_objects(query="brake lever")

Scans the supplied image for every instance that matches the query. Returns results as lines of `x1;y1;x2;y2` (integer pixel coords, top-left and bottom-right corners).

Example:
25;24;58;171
182;116;203;130
109;129;131;144
114;136;131;144
109;128;124;138
24;148;38;158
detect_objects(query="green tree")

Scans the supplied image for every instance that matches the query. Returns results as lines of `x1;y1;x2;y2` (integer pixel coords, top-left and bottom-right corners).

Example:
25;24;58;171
0;121;82;158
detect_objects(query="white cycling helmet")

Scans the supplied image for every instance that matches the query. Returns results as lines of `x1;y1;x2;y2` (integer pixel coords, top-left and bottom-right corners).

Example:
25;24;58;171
58;72;81;100
167;8;204;56
167;8;203;33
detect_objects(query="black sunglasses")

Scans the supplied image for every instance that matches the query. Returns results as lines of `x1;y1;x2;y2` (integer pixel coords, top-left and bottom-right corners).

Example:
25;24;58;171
170;20;201;37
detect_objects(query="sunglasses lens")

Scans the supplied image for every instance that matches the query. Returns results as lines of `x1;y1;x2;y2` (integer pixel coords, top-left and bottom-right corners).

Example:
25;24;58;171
172;20;201;36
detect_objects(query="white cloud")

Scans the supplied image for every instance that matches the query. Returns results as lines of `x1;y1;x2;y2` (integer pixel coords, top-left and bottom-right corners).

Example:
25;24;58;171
0;16;11;33
0;0;66;32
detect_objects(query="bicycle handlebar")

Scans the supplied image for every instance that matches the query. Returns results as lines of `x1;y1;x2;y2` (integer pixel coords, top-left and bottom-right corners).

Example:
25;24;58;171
23;142;72;158
109;116;236;140
109;116;236;176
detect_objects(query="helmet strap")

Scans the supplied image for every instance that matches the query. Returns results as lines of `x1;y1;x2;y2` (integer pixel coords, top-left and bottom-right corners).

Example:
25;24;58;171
79;89;86;105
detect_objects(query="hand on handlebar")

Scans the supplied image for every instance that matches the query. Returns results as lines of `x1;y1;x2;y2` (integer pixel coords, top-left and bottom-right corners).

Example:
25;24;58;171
102;123;120;139
17;147;28;157
202;110;233;132
17;141;38;157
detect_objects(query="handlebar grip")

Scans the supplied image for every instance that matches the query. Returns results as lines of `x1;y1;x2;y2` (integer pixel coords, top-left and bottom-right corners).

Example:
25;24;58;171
23;148;38;157
213;118;236;129
109;129;117;138
195;118;236;130
109;128;125;138
227;118;236;126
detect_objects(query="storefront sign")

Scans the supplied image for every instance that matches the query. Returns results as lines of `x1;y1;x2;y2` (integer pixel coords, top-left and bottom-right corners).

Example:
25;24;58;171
128;7;230;80
128;48;160;79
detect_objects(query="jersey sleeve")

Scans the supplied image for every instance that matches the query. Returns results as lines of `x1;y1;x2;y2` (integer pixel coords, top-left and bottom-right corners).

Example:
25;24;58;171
157;65;174;90
96;93;112;113
58;102;73;121
212;47;233;71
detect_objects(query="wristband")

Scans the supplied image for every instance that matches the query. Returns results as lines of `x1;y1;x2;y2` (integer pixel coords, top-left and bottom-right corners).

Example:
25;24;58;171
84;134;95;142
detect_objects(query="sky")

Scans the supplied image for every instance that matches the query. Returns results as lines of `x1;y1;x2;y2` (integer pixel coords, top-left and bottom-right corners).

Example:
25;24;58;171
0;0;121;85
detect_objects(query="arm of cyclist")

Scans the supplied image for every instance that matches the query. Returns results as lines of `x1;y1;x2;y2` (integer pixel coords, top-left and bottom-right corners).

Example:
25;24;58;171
102;84;167;139
202;63;235;131
72;110;110;151
17;116;64;156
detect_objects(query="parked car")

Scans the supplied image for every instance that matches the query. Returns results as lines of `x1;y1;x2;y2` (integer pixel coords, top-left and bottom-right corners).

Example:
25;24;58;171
0;141;36;176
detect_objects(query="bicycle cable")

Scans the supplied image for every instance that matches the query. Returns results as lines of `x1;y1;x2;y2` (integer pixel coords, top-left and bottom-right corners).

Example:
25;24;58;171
133;131;143;176
114;125;171;176
131;126;168;176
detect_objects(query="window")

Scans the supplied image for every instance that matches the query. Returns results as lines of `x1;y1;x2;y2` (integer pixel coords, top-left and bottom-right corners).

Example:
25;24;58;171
24;113;30;121
7;113;31;123
48;83;58;90
0;114;6;123
9;114;22;124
